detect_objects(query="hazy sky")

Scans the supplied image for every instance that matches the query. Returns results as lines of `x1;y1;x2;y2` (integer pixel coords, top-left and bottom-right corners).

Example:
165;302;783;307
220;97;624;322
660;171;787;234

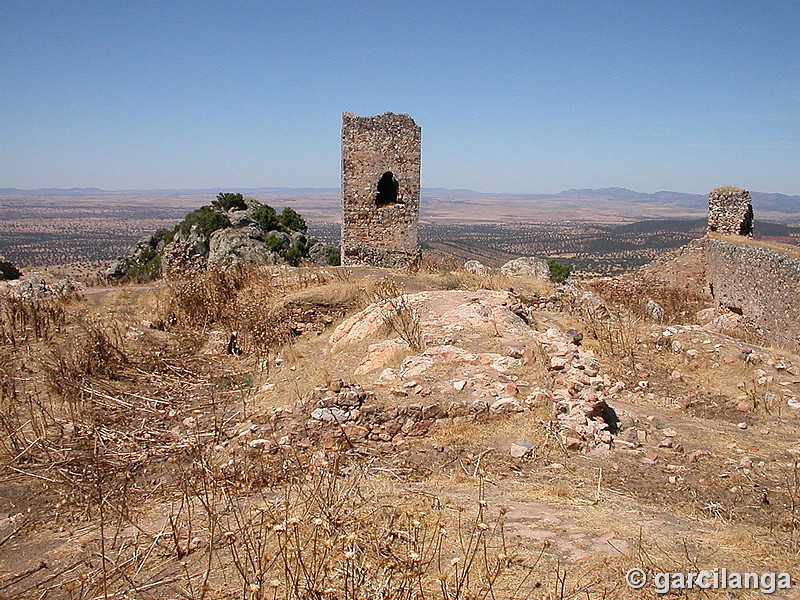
2;1;798;194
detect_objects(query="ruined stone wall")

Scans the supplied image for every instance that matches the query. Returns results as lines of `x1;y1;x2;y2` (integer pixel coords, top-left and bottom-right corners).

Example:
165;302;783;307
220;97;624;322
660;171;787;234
707;187;753;236
341;112;421;267
703;237;800;349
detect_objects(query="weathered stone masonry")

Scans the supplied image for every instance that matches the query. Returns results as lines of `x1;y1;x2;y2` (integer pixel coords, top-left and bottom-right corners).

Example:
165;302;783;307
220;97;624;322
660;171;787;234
341;112;421;268
707;187;753;236
702;237;800;350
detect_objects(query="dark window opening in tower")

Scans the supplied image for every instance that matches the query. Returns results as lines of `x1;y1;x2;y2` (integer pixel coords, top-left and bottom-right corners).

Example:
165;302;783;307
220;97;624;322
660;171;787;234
375;171;401;207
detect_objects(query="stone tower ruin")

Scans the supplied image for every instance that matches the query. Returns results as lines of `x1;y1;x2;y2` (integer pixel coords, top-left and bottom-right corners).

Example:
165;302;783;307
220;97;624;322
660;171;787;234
707;187;753;237
341;112;421;267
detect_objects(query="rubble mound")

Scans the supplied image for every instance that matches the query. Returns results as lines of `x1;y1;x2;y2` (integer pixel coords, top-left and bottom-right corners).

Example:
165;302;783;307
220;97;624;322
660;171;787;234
586;239;712;321
0;276;83;299
330;289;618;450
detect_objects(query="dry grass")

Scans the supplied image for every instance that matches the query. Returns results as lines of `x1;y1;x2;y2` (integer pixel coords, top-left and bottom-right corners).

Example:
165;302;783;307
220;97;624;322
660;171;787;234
2;265;799;599
432;267;554;298
0;292;70;348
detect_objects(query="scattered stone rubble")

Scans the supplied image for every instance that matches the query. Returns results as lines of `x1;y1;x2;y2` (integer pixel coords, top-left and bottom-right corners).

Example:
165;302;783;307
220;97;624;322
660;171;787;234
529;328;616;449
331;290;618;451
0;276;83;299
647;323;800;412
208;356;615;472
197;290;622;460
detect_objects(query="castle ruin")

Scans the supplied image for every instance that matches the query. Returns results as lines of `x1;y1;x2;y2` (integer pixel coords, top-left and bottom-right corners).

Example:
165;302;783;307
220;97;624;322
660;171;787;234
341;112;421;267
702;186;800;349
707;186;753;236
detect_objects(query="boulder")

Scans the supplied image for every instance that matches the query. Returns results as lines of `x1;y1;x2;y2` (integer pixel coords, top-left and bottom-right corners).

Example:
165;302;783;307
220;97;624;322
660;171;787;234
104;257;130;279
208;227;278;266
464;260;490;275
266;231;291;249
500;256;550;281
228;210;255;227
308;241;338;266
646;299;664;322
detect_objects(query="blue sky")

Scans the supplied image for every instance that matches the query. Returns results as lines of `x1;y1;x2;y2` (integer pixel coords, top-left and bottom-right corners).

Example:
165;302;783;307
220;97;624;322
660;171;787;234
1;1;798;194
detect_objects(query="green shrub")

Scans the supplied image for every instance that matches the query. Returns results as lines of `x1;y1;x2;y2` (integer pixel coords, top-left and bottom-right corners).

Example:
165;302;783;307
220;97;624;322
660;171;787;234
547;259;572;283
281;245;303;267
178;206;230;239
0;260;21;281
265;234;285;253
280;207;307;233
327;247;341;266
213;192;246;211
253;205;280;232
152;227;174;247
125;248;162;282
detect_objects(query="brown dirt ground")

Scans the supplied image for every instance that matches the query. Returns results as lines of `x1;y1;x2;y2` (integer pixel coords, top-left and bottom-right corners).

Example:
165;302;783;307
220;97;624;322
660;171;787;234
1;266;798;599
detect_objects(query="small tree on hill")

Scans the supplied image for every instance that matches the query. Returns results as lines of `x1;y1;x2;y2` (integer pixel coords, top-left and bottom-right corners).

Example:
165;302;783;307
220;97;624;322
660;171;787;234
177;206;231;239
253;205;280;232
547;259;572;283
280;207;307;233
0;260;21;280
213;192;246;212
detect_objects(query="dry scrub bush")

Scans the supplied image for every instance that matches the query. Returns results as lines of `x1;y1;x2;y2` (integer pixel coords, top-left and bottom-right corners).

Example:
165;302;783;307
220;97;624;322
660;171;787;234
355;276;404;309
162;265;346;357
564;294;642;365
352;277;425;351
165;264;251;328
418;252;462;274
42;320;128;400
383;294;426;352
0;293;69;348
167;451;521;600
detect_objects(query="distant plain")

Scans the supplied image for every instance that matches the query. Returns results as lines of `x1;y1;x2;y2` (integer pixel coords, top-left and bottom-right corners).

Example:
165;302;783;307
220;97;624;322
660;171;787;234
2;187;799;278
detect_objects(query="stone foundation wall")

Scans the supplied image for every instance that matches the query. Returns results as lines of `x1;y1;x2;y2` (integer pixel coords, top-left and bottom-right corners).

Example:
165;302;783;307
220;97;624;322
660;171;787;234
707;187;753;236
703;237;800;349
341;112;421;267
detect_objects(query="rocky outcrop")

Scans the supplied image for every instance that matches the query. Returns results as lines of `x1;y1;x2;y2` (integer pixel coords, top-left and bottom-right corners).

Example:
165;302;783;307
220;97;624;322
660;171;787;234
106;231;169;279
208;226;278;266
108;196;339;280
